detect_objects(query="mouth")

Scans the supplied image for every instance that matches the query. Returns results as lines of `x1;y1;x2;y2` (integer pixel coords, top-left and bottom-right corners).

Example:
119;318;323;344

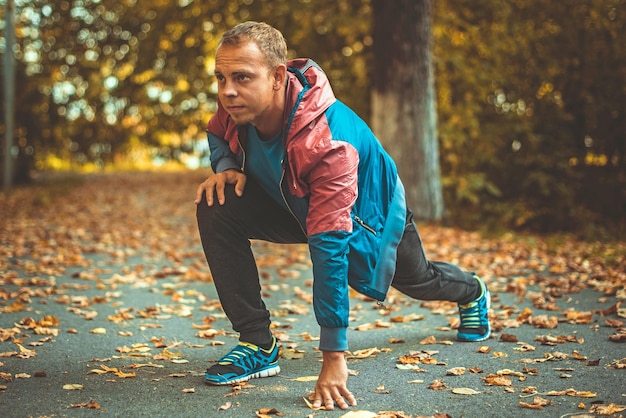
226;105;245;114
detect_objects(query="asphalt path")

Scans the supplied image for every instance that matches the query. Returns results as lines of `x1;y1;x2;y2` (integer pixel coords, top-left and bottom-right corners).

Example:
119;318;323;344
1;241;625;418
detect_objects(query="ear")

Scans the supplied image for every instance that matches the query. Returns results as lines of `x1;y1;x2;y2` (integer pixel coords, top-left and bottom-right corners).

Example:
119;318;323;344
272;64;287;91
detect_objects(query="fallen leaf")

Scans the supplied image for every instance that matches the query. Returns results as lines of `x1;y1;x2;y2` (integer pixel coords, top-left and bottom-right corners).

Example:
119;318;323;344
302;397;325;410
446;367;466;376
69;400;101;409
451;387;481;395
420;335;437;345
589;403;626;415
351;347;384;359
218;401;232;411
428;379;447;390
374;384;391;394
545;388;597;397
500;333;519;342
281;348;306;360
519;396;551;409
63;384;84;390
483;374;512;386
290;376;318;382
337;411;377;418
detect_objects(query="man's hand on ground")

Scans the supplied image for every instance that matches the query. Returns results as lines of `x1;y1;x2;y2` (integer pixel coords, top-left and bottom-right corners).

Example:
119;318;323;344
312;350;357;411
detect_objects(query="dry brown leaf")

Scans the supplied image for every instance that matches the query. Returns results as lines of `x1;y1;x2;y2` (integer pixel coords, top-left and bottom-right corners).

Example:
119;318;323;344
604;318;624;328
351;347;384;359
609;329;626;342
428;379;447;390
519;396;551;409
419;335;437;345
589;403;626;415
446;367;466;376
69;400;101;409
545;388;597;397
500;333;519;342
483;374;512;386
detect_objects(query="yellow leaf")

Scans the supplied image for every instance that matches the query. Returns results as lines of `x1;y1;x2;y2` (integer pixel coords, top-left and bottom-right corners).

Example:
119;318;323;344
87;369;109;375
114;370;136;378
291;376;318;382
90;328;107;334
282;348;306;360
63;384;84;390
302;397;325;410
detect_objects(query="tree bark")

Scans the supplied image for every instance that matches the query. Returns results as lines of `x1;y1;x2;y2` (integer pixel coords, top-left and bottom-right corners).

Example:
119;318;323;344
371;0;443;221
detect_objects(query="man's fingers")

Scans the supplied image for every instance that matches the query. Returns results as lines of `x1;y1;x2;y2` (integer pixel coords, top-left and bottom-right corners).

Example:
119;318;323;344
342;390;357;406
312;390;354;411
215;181;226;205
234;175;247;197
194;185;203;205
195;182;210;205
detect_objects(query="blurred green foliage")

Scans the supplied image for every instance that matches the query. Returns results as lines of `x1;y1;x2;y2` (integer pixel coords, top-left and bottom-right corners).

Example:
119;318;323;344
0;0;624;238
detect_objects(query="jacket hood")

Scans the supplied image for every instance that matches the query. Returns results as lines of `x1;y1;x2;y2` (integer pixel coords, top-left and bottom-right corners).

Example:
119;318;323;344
282;58;336;142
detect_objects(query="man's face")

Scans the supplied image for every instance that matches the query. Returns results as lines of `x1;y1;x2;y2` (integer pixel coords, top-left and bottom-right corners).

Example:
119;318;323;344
214;41;276;126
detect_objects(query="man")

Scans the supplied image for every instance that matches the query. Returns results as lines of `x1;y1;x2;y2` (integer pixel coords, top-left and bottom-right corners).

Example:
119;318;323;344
195;21;490;411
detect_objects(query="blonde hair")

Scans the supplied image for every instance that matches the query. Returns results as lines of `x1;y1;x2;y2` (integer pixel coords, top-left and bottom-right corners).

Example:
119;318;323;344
218;21;287;69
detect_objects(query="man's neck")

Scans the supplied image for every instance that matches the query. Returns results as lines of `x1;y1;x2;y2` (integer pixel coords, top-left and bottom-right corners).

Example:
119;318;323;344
252;87;287;141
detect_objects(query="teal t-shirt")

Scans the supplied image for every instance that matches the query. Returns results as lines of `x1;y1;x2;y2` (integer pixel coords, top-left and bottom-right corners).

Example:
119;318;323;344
245;124;289;211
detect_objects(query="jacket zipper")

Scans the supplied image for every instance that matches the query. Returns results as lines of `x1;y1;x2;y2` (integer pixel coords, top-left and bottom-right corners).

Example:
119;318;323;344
354;215;377;235
279;161;307;236
237;136;246;172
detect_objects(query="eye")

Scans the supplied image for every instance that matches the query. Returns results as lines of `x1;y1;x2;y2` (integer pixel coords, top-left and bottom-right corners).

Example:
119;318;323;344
215;74;225;83
237;73;250;81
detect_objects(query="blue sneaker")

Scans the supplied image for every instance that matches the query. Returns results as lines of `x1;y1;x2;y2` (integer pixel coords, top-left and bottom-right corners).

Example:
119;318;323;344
205;337;280;385
457;275;491;342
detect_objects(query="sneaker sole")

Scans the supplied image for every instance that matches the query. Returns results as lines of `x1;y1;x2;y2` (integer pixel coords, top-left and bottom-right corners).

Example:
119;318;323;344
205;364;280;386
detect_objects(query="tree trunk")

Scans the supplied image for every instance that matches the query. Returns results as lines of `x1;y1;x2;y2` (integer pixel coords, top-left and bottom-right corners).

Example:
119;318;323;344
371;0;443;221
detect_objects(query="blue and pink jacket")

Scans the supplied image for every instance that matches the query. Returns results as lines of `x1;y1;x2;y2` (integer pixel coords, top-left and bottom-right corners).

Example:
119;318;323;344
207;58;407;351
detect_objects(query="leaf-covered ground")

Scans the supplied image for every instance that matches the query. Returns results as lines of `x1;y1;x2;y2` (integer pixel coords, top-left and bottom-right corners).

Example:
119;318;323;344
0;171;625;418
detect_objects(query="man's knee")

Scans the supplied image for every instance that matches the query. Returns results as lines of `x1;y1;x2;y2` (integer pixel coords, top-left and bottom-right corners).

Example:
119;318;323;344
196;184;244;224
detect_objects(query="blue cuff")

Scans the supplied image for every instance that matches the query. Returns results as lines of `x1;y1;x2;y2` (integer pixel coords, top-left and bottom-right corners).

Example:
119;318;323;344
215;156;241;173
319;326;348;351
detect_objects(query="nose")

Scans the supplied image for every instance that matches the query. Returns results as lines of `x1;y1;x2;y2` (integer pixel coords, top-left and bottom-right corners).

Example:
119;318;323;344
220;78;237;97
